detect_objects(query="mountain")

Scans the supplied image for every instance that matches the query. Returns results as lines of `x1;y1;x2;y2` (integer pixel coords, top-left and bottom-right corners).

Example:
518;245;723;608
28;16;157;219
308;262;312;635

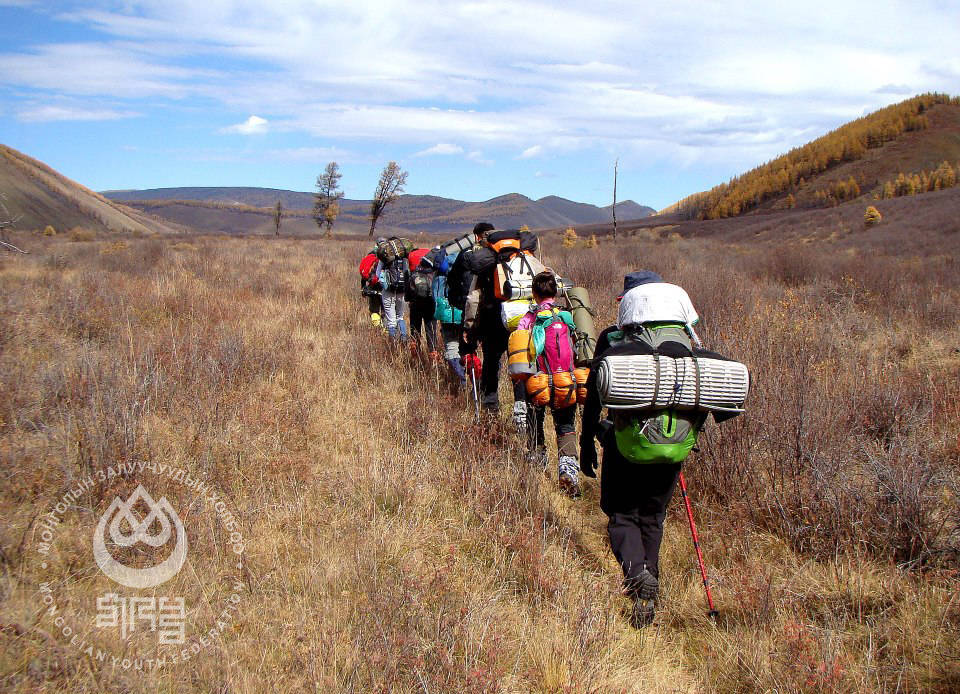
669;93;960;219
102;187;654;235
0;145;181;235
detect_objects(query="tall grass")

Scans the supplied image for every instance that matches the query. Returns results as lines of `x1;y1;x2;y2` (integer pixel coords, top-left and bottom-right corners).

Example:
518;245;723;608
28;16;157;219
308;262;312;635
0;229;958;692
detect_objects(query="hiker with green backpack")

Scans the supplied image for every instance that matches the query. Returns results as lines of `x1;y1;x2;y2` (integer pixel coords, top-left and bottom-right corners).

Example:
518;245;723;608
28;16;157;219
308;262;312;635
579;271;711;627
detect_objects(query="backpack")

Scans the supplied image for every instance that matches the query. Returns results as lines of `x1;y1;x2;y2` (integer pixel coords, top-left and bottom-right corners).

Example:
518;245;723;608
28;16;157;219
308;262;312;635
359;253;379;281
522;306;586;409
432;273;463;325
604;326;707;465
446;250;476;310
485;230;546;301
385;257;409;291
409;270;433;299
375;237;414;264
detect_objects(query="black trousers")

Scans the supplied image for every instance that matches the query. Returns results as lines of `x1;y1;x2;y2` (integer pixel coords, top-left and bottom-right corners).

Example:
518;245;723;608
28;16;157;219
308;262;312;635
530;404;577;458
408;297;438;352
477;310;508;410
600;431;680;585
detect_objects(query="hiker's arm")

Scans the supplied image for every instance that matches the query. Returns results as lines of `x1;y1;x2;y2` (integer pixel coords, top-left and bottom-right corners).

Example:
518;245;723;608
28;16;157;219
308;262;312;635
579;327;616;477
462;275;481;332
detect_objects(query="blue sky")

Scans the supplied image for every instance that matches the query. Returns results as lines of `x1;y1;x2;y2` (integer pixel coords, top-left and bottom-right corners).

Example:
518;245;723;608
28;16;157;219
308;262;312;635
1;1;958;209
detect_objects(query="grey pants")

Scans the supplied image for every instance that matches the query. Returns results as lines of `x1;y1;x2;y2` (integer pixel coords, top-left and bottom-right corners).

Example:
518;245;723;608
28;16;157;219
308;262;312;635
381;289;407;339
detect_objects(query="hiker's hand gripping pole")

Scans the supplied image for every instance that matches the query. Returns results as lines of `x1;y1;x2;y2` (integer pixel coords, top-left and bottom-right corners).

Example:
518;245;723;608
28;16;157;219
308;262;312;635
678;471;718;618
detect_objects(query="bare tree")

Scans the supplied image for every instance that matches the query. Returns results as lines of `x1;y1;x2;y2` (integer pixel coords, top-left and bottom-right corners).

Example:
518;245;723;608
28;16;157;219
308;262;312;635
612;158;618;240
369;161;408;237
0;192;27;254
273;200;283;237
313;162;344;238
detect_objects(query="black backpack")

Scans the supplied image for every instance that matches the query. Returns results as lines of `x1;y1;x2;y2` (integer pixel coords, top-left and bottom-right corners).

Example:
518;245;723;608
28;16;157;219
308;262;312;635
385;257;409;291
446;251;473;310
409;270;433;299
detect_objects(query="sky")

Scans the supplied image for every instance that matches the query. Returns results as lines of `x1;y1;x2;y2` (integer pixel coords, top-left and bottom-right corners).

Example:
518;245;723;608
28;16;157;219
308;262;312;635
1;1;958;210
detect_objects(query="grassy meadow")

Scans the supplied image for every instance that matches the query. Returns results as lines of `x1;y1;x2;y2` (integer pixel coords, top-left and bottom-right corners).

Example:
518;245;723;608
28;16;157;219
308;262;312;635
1;225;958;693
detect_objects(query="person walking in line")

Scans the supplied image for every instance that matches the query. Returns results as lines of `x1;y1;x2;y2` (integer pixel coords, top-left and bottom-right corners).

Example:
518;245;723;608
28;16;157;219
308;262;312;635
515;271;580;497
579;270;704;627
406;247;440;360
429;246;468;384
374;244;410;341
359;240;385;329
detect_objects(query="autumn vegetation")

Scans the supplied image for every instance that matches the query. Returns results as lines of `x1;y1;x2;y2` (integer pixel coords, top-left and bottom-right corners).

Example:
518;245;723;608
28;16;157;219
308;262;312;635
1;213;957;691
671;93;960;220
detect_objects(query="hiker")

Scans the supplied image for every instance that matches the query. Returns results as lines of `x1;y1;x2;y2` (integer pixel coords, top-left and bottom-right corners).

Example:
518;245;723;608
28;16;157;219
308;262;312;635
462;223;544;414
406;247;440;359
359;243;384;329
430;246;468;384
579;270;703;627
460;222;505;412
373;241;411;341
514;271;581;496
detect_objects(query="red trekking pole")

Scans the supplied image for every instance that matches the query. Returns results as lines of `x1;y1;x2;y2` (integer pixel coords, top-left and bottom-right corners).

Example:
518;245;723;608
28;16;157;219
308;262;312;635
678;472;718;618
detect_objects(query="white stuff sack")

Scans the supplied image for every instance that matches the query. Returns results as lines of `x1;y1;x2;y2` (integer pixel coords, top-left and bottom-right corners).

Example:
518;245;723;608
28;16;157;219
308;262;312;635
597;354;749;413
617;282;699;329
501;300;533;330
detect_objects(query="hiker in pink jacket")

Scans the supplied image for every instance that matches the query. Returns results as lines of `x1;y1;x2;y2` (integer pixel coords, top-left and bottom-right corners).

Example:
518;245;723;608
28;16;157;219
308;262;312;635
518;271;580;497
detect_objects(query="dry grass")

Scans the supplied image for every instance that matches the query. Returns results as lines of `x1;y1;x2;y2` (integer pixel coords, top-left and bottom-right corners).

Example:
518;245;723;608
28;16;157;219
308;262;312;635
1;229;958;692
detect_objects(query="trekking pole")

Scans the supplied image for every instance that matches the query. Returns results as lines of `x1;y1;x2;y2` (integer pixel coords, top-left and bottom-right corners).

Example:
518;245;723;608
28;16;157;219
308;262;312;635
465;355;481;421
677;471;719;619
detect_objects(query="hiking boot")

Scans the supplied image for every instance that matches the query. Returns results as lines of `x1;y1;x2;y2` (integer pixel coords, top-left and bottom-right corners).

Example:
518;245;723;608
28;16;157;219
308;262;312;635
558;456;580;498
625;569;658;628
629;595;656;628
512;401;528;439
527;446;548;469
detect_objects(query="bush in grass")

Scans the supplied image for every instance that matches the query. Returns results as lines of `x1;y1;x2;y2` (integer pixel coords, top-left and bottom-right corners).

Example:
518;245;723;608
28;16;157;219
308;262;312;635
864;205;882;228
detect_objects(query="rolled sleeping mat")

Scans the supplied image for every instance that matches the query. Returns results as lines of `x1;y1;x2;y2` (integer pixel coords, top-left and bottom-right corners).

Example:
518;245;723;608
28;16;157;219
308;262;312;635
503;276;574;301
565;286;598;366
441;232;477;255
525;372;551;407
596;354;749;413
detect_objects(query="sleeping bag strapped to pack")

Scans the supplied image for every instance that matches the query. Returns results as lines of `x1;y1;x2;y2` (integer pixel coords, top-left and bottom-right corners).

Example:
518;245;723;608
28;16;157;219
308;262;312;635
375;237;415;265
485;230;547;301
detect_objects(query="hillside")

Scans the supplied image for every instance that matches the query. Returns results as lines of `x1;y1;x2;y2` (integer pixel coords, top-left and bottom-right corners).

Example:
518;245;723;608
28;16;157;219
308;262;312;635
103;187;654;235
669;93;960;219
0;145;182;235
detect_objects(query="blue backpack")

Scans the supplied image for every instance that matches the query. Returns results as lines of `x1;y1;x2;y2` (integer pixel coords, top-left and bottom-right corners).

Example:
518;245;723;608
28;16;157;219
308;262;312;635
432;253;463;325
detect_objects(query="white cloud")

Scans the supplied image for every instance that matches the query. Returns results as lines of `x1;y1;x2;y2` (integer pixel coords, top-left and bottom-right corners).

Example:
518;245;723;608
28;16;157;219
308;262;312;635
415;143;464;156
1;0;959;174
17;104;138;122
221;115;268;135
519;145;543;159
467;151;493;166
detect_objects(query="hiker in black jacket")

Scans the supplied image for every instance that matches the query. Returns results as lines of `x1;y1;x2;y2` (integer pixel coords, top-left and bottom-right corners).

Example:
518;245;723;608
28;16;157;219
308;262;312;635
579;270;701;628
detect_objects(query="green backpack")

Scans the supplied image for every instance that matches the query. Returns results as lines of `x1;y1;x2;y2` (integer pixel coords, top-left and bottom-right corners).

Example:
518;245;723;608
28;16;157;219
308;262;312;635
607;325;707;465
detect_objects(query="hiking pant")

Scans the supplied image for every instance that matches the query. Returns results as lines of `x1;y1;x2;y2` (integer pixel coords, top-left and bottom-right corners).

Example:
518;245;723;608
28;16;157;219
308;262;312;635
476;309;509;411
367;291;382;317
600;430;680;587
409;297;438;352
440;323;465;383
381;289;407;340
530;404;578;458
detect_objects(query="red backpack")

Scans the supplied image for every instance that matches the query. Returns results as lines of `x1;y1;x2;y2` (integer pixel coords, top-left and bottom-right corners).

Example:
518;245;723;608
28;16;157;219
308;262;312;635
359;253;378;281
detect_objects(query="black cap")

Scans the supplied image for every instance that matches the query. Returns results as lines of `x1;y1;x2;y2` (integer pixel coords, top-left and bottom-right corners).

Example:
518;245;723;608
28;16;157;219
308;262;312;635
618;270;662;299
473;222;494;235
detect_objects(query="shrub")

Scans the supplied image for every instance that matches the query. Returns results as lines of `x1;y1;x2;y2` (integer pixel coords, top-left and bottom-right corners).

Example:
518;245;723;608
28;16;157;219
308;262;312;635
864;206;882;228
43;225;56;236
585;234;598;249
68;227;96;242
561;227;578;249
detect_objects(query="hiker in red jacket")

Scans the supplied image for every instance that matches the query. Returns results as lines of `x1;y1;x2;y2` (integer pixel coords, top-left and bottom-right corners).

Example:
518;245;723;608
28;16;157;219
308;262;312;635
406;247;440;359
